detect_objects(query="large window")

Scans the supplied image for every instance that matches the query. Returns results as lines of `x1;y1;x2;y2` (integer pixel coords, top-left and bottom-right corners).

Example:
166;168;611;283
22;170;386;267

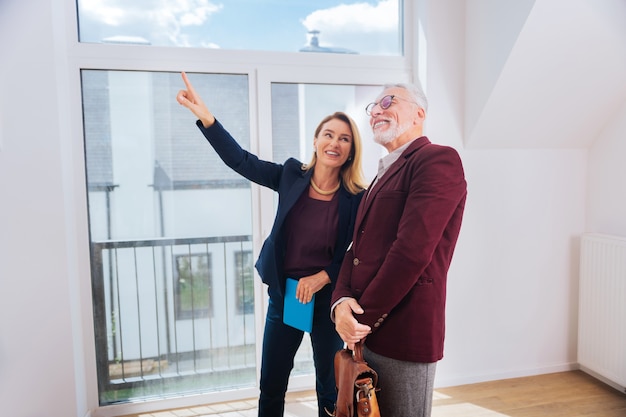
76;0;402;56
83;68;386;407
75;0;414;413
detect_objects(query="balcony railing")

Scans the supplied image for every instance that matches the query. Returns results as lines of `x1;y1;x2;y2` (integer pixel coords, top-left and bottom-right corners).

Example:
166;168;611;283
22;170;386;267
90;235;259;404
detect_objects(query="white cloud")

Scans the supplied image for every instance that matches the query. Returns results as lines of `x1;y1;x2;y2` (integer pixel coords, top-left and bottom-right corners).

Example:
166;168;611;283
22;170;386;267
80;0;126;26
80;0;222;45
302;0;398;34
151;1;222;46
158;0;222;27
300;0;399;54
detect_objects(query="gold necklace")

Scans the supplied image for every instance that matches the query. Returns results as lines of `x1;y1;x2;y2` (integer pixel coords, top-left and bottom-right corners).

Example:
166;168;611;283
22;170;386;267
310;178;340;195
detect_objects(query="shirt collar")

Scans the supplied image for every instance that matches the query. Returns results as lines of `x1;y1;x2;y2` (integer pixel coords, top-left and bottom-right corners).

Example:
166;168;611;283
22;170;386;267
376;139;414;180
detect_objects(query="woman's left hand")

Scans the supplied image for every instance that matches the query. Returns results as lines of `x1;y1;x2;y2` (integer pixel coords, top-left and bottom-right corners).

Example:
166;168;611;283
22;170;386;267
176;72;216;128
296;271;330;303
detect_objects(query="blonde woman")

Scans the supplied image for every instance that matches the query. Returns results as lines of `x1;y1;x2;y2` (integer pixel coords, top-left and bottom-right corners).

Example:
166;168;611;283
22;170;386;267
177;72;367;417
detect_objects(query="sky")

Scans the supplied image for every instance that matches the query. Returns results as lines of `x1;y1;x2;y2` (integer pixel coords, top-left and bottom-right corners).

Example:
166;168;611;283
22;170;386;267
77;0;401;55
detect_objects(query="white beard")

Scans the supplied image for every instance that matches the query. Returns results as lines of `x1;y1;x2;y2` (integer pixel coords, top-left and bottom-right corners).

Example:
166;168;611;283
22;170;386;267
374;120;412;145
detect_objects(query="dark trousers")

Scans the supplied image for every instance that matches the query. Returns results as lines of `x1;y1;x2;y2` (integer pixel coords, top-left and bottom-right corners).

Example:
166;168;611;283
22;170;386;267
258;288;343;417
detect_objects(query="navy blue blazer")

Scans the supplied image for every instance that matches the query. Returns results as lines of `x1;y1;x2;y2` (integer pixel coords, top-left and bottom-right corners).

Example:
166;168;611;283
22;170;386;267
197;119;364;300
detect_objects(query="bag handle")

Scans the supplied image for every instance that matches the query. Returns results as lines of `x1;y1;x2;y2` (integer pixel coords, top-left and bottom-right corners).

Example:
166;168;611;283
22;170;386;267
352;340;366;363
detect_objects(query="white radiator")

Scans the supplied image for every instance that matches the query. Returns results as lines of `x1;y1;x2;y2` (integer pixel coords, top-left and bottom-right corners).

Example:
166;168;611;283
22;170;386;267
578;233;626;393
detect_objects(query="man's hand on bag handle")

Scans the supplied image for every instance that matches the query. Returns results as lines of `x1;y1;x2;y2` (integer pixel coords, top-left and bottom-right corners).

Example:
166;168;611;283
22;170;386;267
334;298;371;350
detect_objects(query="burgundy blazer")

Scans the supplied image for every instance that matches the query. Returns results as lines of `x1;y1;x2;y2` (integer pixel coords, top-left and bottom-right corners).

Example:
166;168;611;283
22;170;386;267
331;136;467;363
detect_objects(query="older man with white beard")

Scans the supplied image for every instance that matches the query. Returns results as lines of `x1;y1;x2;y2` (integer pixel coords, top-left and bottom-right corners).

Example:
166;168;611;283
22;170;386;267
331;83;468;417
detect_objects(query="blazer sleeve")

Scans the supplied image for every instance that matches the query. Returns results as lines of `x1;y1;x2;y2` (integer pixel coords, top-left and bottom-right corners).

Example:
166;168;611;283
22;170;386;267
197;119;284;191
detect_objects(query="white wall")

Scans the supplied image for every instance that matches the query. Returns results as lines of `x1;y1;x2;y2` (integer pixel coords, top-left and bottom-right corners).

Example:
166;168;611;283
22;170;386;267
1;0;621;416
464;0;535;137
587;100;626;236
440;149;586;385
423;0;586;387
0;1;93;417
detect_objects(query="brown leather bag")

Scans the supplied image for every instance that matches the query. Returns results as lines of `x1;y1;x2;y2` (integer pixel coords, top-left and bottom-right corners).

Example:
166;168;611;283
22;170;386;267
327;341;381;417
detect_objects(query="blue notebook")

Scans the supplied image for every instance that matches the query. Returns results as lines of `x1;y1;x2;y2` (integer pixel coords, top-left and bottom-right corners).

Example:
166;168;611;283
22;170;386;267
283;278;315;332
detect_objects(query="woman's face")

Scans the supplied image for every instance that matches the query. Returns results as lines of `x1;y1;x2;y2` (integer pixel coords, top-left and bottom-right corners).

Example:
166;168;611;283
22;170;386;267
313;118;353;169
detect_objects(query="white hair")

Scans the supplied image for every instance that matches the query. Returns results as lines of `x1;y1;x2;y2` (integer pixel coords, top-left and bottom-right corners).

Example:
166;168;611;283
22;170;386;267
383;82;428;112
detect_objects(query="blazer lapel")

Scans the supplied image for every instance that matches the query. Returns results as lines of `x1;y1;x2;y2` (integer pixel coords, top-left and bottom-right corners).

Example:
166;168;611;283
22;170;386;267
355;137;430;230
274;170;311;230
355;158;406;229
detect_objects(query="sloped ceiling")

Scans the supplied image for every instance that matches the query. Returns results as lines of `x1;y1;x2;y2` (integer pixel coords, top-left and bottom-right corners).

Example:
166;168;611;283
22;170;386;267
465;0;626;149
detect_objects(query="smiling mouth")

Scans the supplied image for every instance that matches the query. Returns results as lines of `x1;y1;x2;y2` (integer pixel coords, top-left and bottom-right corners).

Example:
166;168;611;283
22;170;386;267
373;120;388;129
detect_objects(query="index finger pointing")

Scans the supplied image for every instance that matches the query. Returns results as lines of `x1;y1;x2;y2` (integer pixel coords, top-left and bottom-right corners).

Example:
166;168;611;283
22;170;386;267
181;71;194;92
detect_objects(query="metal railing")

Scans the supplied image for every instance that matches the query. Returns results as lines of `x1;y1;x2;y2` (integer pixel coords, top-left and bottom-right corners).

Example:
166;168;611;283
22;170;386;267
90;235;258;404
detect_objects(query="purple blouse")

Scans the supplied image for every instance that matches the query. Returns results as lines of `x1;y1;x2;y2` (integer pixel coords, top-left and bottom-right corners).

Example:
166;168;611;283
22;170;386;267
282;190;339;278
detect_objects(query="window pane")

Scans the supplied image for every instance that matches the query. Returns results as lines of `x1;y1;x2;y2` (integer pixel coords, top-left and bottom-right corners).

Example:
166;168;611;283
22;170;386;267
77;0;402;56
83;70;256;404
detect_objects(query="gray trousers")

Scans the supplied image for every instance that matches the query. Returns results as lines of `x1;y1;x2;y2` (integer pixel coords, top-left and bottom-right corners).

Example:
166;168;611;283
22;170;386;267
363;345;437;417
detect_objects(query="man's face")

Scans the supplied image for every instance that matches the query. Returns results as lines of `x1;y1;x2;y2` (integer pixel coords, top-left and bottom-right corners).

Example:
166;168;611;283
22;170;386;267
368;88;422;146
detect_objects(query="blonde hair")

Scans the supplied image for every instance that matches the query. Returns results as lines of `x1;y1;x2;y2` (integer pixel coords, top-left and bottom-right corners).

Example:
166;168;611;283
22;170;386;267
303;112;367;195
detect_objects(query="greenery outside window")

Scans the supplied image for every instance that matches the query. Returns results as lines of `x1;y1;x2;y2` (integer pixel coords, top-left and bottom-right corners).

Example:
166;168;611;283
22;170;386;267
235;250;254;315
175;253;212;319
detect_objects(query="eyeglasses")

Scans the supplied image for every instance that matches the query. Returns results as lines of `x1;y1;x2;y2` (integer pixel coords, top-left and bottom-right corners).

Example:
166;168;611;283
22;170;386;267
365;95;417;116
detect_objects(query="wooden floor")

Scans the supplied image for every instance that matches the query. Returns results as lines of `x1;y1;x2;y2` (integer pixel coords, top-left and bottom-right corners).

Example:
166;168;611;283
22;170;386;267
128;370;626;417
431;371;626;417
